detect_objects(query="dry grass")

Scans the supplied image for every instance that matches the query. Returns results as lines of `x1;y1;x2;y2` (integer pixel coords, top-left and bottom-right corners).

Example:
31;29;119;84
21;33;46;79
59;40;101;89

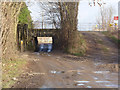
2;57;27;88
68;33;87;56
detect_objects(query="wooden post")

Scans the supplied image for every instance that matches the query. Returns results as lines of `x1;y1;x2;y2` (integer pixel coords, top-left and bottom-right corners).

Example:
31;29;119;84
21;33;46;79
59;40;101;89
21;40;24;52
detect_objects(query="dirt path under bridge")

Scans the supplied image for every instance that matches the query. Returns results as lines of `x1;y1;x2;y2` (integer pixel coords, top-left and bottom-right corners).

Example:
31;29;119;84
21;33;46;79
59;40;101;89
13;31;119;88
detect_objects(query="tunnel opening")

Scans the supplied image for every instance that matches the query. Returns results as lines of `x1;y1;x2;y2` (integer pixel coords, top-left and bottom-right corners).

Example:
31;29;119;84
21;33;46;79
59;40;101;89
34;36;53;53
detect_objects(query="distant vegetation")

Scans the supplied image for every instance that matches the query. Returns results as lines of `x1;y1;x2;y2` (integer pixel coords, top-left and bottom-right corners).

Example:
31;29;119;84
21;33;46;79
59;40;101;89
18;3;33;29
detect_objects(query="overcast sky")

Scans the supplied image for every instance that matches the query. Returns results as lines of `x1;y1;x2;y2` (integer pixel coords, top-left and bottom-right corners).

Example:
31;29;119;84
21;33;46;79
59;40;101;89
26;0;119;30
78;0;118;23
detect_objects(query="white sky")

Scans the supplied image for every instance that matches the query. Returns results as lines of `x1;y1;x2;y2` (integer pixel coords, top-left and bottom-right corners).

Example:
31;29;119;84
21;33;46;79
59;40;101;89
26;0;120;30
78;0;119;23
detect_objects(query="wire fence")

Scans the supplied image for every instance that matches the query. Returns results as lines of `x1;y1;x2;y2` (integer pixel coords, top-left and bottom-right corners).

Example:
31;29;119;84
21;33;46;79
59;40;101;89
78;23;118;31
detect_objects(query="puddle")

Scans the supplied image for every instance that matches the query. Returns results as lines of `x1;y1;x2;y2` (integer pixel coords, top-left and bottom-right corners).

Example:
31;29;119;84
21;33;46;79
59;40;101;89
87;86;92;88
96;81;110;83
77;84;85;86
77;72;82;74
94;71;110;74
50;71;65;74
105;84;118;88
50;71;57;74
93;77;98;80
74;81;90;83
50;70;84;75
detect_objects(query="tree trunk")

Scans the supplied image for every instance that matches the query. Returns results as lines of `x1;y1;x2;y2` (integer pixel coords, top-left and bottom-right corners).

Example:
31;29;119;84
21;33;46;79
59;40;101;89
59;2;79;53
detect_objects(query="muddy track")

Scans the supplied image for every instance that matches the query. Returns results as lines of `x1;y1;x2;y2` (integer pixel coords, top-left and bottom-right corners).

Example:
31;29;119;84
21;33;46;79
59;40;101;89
81;31;118;63
13;32;119;88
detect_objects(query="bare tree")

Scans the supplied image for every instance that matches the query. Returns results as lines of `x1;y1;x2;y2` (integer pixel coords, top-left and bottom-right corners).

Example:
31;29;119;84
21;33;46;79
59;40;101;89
96;6;115;31
36;2;79;52
89;0;106;7
37;2;61;29
58;2;80;52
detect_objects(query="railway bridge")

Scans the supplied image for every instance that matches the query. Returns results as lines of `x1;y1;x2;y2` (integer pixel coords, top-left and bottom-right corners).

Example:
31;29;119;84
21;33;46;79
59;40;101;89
17;24;60;52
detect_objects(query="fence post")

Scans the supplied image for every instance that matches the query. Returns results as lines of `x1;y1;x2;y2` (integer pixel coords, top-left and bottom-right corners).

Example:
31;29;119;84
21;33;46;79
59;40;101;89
21;40;24;52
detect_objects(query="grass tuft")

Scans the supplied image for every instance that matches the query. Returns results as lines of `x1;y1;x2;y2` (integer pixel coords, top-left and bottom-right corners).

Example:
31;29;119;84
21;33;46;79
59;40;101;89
102;47;109;52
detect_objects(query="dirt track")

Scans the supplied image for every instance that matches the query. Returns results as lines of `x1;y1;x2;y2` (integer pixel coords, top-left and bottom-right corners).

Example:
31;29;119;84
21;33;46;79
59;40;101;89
13;32;119;88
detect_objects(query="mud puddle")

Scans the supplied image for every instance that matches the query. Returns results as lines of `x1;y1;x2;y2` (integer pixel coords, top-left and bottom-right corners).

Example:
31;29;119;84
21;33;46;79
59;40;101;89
50;71;65;74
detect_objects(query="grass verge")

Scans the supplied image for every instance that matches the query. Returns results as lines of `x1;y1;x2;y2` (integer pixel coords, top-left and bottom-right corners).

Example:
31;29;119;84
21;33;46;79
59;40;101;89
2;57;27;88
102;31;120;47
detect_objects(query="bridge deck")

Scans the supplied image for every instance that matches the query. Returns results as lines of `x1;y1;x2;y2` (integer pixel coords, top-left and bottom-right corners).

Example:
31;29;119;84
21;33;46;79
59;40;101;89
32;29;60;37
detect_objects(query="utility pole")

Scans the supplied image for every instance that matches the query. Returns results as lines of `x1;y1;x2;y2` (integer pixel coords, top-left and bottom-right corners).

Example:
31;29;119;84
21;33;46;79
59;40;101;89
42;11;44;29
52;13;54;29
